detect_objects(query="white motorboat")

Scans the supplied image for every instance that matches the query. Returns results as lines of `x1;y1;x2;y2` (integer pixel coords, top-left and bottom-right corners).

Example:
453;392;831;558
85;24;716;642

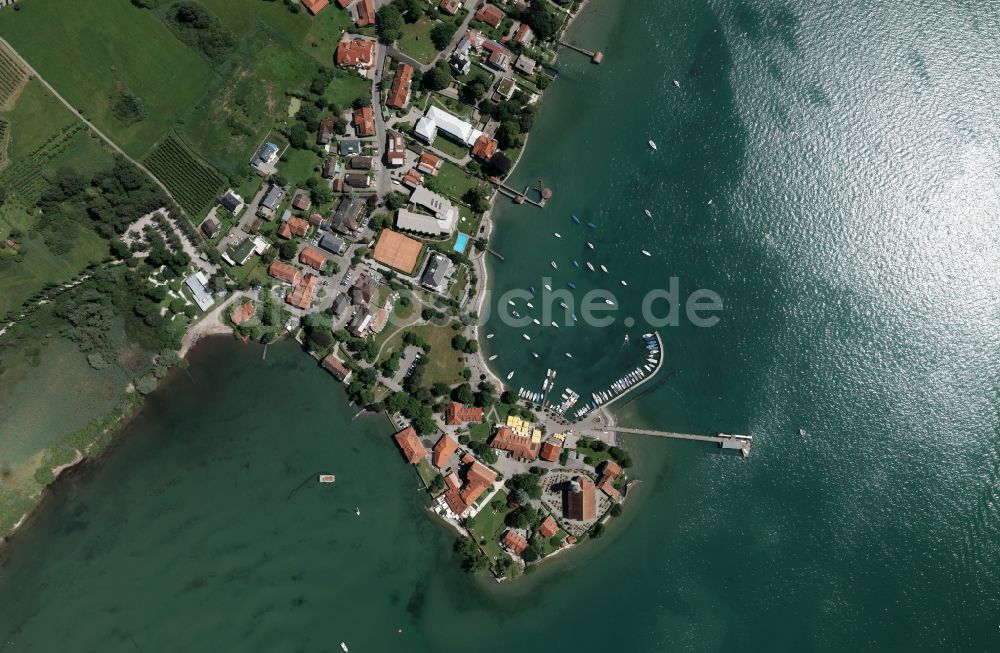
522;333;531;341
532;318;541;325
507;371;515;380
554;232;561;238
621;280;628;286
587;242;594;249
586;262;595;271
341;644;349;652
644;209;653;218
507;300;515;306
550;321;559;328
355;507;361;516
648;139;657;150
673;80;680;89
641;250;651;256
600;264;609;273
550;261;558;269
544;284;552;291
488;354;498;360
605;299;614;305
566;352;573;358
487;333;495;338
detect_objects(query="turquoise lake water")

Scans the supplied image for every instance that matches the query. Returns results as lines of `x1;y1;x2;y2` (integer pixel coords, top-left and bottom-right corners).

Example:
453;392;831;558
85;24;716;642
2;0;999;650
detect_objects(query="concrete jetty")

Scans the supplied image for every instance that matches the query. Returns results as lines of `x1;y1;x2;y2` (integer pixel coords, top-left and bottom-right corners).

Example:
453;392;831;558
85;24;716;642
577;426;754;457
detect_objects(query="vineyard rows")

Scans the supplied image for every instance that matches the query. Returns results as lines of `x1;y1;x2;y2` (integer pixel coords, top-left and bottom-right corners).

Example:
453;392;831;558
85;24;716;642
0;44;27;107
0;123;83;202
144;136;225;217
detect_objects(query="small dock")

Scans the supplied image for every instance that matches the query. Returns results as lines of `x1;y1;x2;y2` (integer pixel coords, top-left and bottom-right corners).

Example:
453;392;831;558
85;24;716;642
558;40;604;64
578;426;754;457
494;181;547;207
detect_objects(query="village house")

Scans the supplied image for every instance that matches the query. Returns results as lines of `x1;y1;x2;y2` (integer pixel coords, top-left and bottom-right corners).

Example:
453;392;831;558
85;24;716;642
563;476;597;521
302;0;328;14
308;212;326;228
538;515;558;539
299;246;327;271
350;155;373;170
355;0;375;26
475;3;504;29
482;40;511;71
350;277;378;306
501;529;529;556
438;0;461;15
219;189;245;215
277;222;293;239
321;352;352;382
230;301;256;326
330;293;351;319
471;134;498;161
317;118;337;147
445;402;483;426
286;273;319;310
416;151;442;176
329;198;365;235
512;21;534;46
596;460;623;502
490;426;539;462
339;139;362;156
494;76;516;101
403;185;459;234
386;130;406;167
287;216;310;237
442;453;497;518
353;105;375;137
539;440;561;463
201;217;221;238
319;233;345;255
401;168;424;189
345;172;371;189
393;426;426;464
269;260;303;287
514;53;536;77
386;63;414;110
257;183;285;219
322;157;339;178
291;190;312;212
250;141;279;173
336;37;376;70
420;252;452;292
349;308;373;336
432;433;459;469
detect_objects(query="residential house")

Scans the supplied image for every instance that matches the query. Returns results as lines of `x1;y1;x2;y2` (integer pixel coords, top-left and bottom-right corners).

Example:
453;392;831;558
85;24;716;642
286;273;319;310
349;277;377;305
443;454;497;518
538;515;558;539
329;198;365;235
269;260;303;286
201;217;221;238
353;105;375;137
219;189;245;215
257;183;285;219
302;0;328;14
184;272;215;311
299;246;327;271
438;0;461;15
445;402;483;426
345;172;371;189
321;352;352;382
475;3;504;28
291;190;312;212
350;155;373;170
336;38;376;70
449;47;471;76
387;63;414;109
250;141;279;171
386;130;406;167
409;185;459;232
230;301;256;326
482;40;511;71
287;216;310;237
322;157;339;178
317;118;337;146
308;212;326;228
501;529;528;556
331;293;351;319
596;460;623;502
471;134;498;161
563;476;597;521
414;105;483;146
539;440;561;463
514;53;536;77
512;22;534;46
339;139;362;155
349;308;373;336
277;222;293;239
401;168;424;189
393;426;426;464
432;433;459;469
319;233;345;254
355;0;375;27
416;151;442;176
224;238;256;266
420;252;452;291
494;76;516;100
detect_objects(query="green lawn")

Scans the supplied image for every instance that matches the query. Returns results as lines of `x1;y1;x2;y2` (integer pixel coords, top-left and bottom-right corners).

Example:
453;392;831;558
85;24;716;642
448;264;467;301
279;146;323;188
431;135;469;160
430;160;481;201
397;16;442;65
326;69;373;110
468;421;492;442
465;490;512;562
1;79;75;163
0;0;216;158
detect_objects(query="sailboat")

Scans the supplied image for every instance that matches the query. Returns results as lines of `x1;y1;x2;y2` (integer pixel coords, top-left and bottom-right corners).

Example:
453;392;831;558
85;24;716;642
487;333;495;338
522;334;531;341
644;209;653;218
341;644;349;653
586;262;595;271
571;215;581;224
673;80;680;89
507;371;515;380
648;139;657;150
587;242;594;249
550;261;558;269
600;264;609;273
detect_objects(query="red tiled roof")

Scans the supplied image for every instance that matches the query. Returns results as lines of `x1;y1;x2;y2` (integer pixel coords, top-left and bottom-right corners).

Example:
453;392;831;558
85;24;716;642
439;0;461;15
393;426;426;464
321;353;352;381
475;3;504;28
308;212;325;226
432;433;459;469
490;426;538;462
564;476;596;521
445;402;483;426
600;460;622;480
299;246;327;271
353;105;375;137
288;216;310;237
286;273;319;309
292;191;312;211
387;63;414;109
230;301;256;326
417;151;442;175
269;261;302;285
277;222;293;240
538;515;558;538
337;0;351;7
501;529;528;555
539;441;561;463
445;472;461;490
597;477;622;502
471;134;498;161
336;38;375;68
302;0;329;14
513;22;533;44
356;0;375;27
401;168;424;189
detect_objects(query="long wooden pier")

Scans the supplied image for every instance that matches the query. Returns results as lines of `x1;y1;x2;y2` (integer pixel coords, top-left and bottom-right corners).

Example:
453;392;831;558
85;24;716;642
558;40;604;63
577;426;754;457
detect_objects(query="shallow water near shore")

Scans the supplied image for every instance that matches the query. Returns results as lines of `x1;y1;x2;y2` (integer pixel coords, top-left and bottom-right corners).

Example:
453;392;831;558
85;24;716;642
3;0;1000;650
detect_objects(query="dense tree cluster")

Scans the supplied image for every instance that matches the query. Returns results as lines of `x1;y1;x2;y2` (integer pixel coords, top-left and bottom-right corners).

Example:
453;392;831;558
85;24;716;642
111;89;147;126
520;0;561;40
167;2;236;64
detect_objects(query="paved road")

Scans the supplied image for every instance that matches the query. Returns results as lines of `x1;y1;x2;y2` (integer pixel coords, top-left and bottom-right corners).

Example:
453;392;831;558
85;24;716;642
0;37;196;225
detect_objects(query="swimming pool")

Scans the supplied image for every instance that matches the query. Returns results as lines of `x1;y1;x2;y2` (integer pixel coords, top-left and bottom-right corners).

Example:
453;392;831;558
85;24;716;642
453;232;470;253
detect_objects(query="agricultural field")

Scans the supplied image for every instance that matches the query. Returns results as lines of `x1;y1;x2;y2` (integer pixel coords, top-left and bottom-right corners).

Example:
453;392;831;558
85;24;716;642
144;134;227;217
0;0;216;158
0;41;27;109
0;123;84;204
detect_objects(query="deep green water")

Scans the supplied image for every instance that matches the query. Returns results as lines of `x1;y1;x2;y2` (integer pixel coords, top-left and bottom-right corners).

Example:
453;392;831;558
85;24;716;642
3;0;1000;650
